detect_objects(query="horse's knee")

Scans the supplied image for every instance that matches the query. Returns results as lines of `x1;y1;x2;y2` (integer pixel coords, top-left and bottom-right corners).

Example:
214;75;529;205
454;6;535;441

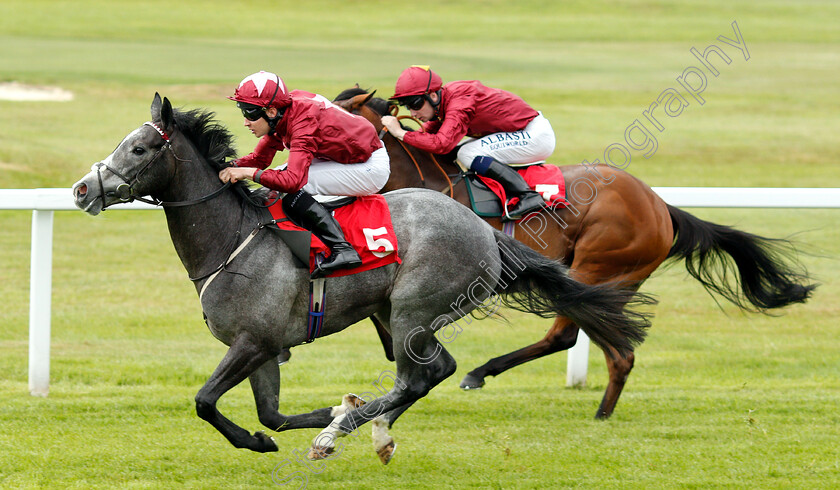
195;397;215;421
541;321;579;352
618;351;635;371
549;327;579;350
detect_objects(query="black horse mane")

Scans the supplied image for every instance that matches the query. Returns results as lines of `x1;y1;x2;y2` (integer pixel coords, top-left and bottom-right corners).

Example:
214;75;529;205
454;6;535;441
172;108;238;170
333;86;391;116
171;107;272;202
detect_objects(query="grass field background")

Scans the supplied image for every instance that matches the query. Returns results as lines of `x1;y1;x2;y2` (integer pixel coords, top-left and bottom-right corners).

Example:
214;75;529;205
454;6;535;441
1;1;838;488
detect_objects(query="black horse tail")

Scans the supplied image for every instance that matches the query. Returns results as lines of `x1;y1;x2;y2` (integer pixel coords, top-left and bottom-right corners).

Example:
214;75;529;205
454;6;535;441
666;204;816;312
491;230;653;358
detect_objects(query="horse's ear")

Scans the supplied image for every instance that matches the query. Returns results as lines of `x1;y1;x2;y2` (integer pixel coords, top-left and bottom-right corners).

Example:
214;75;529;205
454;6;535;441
151;93;162;120
363;90;377;106
341;93;374;113
160;97;175;133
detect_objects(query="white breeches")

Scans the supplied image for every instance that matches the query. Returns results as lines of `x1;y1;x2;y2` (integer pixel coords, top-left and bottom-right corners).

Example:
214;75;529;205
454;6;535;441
303;146;391;197
457;114;556;168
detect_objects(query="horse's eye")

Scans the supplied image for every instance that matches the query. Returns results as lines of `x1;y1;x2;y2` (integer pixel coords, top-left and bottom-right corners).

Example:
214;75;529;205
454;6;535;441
132;147;146;156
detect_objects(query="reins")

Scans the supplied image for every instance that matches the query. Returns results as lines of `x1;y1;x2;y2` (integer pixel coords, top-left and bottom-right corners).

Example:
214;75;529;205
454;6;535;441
189;188;286;287
383;106;454;198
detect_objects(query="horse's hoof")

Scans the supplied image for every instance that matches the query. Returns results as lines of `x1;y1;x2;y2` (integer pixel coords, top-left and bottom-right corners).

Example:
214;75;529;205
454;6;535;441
254;431;279;452
377;438;396;465
308;445;334;460
594;410;612;420
460;374;485;390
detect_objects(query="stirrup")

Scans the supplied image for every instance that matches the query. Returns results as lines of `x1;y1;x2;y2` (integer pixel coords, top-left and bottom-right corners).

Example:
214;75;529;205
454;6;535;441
311;246;362;278
503;193;545;222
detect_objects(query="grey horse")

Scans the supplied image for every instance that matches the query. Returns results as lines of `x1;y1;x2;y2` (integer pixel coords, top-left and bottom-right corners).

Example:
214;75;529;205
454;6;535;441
71;94;652;463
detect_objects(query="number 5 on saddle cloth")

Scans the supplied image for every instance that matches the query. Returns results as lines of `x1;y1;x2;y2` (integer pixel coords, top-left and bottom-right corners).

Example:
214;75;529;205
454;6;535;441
265;194;401;342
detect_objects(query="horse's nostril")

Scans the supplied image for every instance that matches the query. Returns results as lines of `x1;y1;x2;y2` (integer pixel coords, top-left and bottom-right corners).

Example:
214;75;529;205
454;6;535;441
75;184;87;198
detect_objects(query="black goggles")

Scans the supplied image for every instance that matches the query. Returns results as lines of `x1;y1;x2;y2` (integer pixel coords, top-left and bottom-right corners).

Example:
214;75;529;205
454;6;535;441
237;102;266;121
399;95;426;111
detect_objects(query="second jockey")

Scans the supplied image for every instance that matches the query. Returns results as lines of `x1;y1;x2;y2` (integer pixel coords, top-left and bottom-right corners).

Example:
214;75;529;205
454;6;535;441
382;65;555;221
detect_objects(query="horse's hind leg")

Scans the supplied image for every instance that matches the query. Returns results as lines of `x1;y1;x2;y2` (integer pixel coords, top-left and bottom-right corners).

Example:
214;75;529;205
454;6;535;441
308;336;457;462
460;316;580;389
327;394;405;465
370;315;395;362
596;347;635;419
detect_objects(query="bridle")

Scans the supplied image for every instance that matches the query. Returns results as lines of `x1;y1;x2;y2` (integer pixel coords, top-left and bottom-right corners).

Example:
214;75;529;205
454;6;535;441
90;118;284;287
93;121;231;210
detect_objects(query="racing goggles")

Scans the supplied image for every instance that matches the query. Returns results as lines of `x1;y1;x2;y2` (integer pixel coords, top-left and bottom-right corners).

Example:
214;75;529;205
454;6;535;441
399;95;426;111
237;102;266;121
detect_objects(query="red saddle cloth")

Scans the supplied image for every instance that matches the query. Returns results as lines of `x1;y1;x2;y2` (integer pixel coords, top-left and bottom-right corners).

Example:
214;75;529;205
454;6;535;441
267;195;401;277
477;164;568;216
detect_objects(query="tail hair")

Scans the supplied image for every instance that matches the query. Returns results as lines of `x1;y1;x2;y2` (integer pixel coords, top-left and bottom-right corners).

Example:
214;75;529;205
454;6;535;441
667;204;816;312
491;230;654;357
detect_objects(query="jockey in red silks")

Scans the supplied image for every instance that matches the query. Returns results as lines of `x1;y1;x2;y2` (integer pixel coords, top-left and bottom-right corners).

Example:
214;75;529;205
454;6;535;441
220;71;391;278
382;65;555;221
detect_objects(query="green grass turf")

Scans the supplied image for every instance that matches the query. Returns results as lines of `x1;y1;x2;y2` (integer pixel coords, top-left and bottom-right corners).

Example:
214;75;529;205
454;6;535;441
1;0;838;488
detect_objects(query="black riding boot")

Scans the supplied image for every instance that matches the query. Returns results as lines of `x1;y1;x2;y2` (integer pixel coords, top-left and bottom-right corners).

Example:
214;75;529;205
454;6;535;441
474;157;545;220
282;190;362;278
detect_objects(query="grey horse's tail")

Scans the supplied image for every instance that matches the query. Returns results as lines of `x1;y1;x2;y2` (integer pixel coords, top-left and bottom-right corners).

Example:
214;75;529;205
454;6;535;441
492;230;653;357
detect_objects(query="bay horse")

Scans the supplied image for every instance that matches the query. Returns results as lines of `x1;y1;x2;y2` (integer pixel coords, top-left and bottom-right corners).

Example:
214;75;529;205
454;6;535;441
71;94;652;462
333;87;816;419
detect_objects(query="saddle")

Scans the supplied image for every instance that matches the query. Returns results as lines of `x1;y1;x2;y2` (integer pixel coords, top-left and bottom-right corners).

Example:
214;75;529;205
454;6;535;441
462;164;568;219
259;193;401;278
462;172;506;218
251;193;355;267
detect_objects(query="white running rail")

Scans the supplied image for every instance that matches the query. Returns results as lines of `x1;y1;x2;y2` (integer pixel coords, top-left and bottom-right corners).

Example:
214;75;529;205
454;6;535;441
3;187;840;395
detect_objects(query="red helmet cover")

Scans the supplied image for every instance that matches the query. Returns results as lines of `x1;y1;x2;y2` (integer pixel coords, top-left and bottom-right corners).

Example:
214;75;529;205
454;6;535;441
391;65;443;99
228;71;291;108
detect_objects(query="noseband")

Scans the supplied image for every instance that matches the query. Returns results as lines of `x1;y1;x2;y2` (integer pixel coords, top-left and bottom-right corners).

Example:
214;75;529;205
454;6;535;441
93;122;230;209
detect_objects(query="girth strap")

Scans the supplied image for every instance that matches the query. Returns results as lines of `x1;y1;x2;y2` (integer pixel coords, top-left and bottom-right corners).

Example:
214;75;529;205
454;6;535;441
198;217;330;344
307;277;327;342
198;225;264;302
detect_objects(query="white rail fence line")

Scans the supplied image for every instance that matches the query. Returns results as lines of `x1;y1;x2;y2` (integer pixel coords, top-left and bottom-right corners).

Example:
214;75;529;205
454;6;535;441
3;187;840;396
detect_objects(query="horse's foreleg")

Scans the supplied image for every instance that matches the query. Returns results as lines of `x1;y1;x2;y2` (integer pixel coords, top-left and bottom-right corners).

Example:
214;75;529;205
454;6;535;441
195;331;278;453
588;283;641;420
461;317;580;389
248;359;336;432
